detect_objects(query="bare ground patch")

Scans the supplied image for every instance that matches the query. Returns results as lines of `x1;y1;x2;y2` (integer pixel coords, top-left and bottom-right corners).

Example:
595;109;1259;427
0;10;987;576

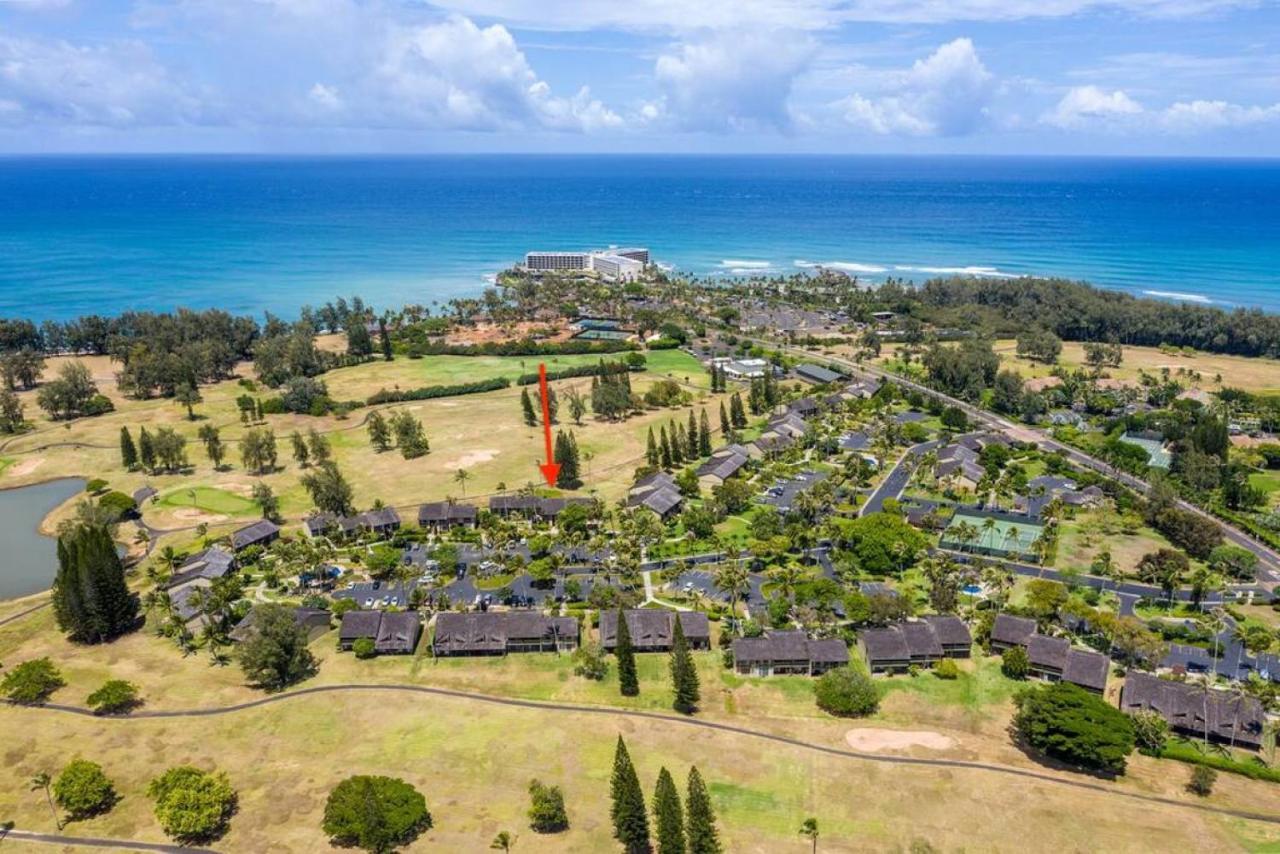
846;727;956;753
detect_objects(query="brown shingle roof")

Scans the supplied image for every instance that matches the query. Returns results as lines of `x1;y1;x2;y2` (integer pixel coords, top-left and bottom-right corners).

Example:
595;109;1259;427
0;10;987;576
991;613;1036;647
599;610;710;650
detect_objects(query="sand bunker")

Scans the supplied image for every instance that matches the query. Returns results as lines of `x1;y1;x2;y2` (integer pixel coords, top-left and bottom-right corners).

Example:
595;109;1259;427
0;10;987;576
172;508;229;524
845;728;955;753
444;449;499;468
8;457;45;477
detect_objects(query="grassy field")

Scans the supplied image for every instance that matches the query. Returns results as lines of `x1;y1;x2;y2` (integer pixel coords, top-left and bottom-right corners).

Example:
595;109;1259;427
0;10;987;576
1055;509;1200;576
863;340;1280;395
0;349;724;534
2;606;1280;850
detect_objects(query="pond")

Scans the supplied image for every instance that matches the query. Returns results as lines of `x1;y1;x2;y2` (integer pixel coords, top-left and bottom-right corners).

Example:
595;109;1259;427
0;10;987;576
0;477;86;601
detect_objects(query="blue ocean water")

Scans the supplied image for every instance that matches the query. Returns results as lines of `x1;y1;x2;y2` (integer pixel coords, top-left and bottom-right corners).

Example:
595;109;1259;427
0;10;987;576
1;155;1278;320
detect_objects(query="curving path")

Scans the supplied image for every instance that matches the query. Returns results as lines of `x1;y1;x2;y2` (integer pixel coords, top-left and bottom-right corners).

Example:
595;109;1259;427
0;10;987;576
15;683;1280;828
0;828;212;853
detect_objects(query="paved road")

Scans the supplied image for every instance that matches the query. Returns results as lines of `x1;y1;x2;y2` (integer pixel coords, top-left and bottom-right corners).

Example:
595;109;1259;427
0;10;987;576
773;343;1280;582
0;828;211;852
13;683;1280;827
860;439;944;517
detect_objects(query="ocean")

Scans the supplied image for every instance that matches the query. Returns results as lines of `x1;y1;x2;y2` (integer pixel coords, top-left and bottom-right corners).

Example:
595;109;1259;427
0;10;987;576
1;155;1278;320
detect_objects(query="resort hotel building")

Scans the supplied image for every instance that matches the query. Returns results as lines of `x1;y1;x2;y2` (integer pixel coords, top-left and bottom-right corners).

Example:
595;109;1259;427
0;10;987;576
523;246;650;282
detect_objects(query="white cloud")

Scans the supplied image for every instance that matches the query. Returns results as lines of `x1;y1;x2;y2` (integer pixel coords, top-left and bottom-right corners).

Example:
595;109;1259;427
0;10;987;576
431;0;1256;31
1042;85;1143;128
834;38;994;136
375;15;620;132
1042;85;1280;132
307;83;343;111
652;30;816;131
1160;99;1280;131
0;35;206;127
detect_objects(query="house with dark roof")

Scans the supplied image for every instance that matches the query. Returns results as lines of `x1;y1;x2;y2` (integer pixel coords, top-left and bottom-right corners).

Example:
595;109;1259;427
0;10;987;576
489;495;543;516
859;628;912;673
432;612;580;656
994;616;1111;693
838;432;872;453
418;501;478;531
925;615;973;657
599;610;710;652
375;611;422;654
338;610;385;650
747;431;796;459
788;397;821;418
1061;648;1110;694
1121;671;1264;749
337;609;422;654
231;519;280;551
731;631;849;676
166;547;236;590
767;412;809;440
230;606;330;644
360;507;402;536
303;512;338;538
627;472;683;518
795;364;843;385
990;614;1037;652
861;617;973;673
697;447;750;487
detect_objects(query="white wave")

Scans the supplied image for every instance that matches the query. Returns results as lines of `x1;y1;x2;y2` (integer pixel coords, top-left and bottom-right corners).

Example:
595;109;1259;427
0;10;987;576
719;259;773;270
793;259;888;274
894;264;1019;278
481;272;498;285
1143;289;1213;304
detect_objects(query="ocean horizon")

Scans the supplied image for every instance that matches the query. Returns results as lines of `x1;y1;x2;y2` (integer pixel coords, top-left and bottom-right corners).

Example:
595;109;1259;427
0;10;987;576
2;153;1279;320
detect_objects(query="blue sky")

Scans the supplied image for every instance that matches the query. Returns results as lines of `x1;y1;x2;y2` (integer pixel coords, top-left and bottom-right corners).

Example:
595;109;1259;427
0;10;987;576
2;0;1278;155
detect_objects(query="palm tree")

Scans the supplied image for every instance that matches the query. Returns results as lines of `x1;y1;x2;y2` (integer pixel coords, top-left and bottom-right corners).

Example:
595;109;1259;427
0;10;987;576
159;544;181;575
453;468;471;497
980;517;998;551
799;817;819;854
714;561;750;622
769;564;804;606
491;831;514;851
30;772;61;829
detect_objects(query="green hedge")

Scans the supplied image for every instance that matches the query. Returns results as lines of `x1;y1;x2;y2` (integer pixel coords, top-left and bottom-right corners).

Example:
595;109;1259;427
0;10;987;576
515;361;641;386
366;377;510;405
1142;739;1280;782
396;337;637;357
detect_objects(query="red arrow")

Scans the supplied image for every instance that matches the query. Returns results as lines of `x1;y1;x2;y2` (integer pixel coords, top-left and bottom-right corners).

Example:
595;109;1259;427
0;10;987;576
537;362;560;487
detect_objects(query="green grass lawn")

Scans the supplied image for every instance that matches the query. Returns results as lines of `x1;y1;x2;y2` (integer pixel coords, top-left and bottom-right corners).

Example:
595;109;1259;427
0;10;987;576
1250;471;1280;507
876;653;1020;714
155;485;259;515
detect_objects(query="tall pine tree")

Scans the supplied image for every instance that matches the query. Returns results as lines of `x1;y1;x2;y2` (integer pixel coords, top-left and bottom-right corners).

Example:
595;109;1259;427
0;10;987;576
672;423;686;464
719;402;731;440
138;427;155;472
610;736;649;853
119;427;138;470
685;767;722;854
521;388;538;427
670;616;700;714
653;767;686;854
555;430;582;489
378;318;393;361
698;410;712;456
52;524;139;644
646;427;659;467
616;608;639;697
659;426;673;470
730;393;747;428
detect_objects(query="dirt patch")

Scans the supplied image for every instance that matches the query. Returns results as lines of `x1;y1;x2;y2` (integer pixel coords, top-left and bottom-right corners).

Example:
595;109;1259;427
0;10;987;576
172;507;229;524
845;727;956;753
7;457;45;478
447;320;575;347
443;449;500;468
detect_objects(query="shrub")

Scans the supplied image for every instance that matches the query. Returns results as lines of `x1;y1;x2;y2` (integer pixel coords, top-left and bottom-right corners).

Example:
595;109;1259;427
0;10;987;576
1130;710;1169;752
147;766;237;843
933;658;960;680
572;643;608;680
86;679;142;715
1;657;65;704
528;778;569;833
323;775;431;852
97;490;139;521
814;667;880;718
54;760;117;820
352;637;377;659
1013;683;1135;775
1001;646;1030;680
1188;765;1217;797
85;478;108;494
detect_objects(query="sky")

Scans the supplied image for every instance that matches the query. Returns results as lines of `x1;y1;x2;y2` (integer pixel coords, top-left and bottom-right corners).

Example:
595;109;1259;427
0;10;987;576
1;0;1278;155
